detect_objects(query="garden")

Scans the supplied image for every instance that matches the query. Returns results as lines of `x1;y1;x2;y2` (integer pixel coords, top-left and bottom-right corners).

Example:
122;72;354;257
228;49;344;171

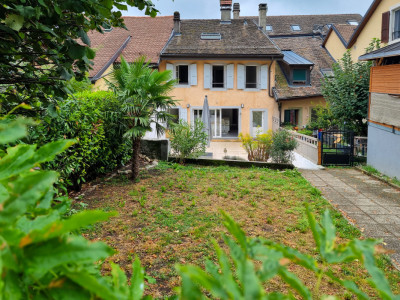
2;1;400;299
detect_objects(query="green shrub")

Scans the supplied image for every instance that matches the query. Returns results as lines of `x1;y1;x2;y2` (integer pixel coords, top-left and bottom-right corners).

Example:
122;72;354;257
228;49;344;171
169;119;208;163
0;118;147;299
176;209;399;299
31;91;131;190
270;129;298;164
239;130;273;162
297;129;313;136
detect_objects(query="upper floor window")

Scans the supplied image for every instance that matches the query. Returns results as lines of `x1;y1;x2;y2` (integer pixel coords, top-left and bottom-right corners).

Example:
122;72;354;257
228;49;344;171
266;25;273;31
245;66;257;89
291;25;301;31
292;69;307;84
347;20;359;26
393;8;400;41
212;65;225;88
176;65;189;85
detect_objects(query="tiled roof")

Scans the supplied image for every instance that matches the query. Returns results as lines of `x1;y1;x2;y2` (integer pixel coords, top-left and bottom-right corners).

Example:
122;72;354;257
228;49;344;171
334;24;357;43
322;24;357;47
87;16;173;78
161;19;281;58
272;36;335;100
244;14;362;36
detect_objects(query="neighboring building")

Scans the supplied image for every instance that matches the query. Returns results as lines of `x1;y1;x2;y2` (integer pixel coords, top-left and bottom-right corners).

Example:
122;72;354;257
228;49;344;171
341;0;400;62
359;41;400;178
255;12;362;128
158;3;283;139
87;16;174;90
322;24;358;61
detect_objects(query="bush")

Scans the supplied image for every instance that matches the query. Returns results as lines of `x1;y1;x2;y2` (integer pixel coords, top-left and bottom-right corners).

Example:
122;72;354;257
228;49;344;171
31;91;131;190
270;129;298;164
176;209;399;299
0;118;147;299
239;130;273;162
169;120;208;163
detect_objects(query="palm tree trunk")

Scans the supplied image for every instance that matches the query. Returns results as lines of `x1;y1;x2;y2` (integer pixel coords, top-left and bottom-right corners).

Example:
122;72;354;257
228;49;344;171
131;137;141;180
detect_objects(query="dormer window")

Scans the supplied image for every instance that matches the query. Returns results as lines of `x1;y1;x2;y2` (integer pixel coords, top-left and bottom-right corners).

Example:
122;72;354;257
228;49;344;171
291;25;301;31
266;25;273;31
292;69;307;84
281;50;313;86
347;20;359;26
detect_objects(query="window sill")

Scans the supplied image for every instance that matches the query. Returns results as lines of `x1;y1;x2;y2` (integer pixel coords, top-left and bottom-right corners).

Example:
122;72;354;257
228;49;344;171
210;88;227;91
175;84;191;88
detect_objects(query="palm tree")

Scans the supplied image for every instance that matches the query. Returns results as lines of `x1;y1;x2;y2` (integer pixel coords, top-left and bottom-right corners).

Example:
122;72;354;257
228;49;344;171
108;56;177;180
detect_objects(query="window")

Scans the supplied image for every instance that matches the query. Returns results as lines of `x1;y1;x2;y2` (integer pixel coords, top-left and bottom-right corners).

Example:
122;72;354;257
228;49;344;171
266;25;273;31
393;9;400;40
291;25;301;31
284;109;300;126
292;69;307;84
212;65;224;88
321;68;334;78
176;65;189;85
201;33;222;40
347;20;359;26
245;66;257;89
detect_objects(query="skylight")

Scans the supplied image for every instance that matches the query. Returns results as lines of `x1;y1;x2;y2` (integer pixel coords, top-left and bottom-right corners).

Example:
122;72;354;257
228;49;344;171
266;25;273;31
347;20;359;26
291;25;301;31
201;33;222;40
321;68;334;77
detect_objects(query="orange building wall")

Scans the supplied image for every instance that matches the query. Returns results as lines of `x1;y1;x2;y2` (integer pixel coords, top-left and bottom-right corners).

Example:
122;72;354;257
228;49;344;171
159;60;279;136
280;97;326;128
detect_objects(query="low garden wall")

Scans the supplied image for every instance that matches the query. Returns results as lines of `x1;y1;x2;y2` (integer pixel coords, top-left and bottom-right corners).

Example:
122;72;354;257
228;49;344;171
141;139;169;161
168;157;294;170
289;130;319;164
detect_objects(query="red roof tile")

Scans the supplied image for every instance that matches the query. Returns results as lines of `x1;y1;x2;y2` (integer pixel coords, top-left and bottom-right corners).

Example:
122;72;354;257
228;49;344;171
87;16;173;78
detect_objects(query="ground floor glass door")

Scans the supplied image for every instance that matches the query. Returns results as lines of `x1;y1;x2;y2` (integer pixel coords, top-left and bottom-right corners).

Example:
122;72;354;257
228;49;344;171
193;108;239;139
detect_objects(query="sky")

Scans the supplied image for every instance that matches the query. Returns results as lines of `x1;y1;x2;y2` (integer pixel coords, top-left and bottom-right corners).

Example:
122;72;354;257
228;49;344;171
123;0;372;19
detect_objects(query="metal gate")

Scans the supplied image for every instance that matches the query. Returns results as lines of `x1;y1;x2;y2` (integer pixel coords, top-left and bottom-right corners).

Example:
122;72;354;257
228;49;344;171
321;130;354;166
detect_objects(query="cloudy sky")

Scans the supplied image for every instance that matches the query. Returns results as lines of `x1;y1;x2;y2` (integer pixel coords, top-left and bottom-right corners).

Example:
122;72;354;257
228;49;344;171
123;0;372;18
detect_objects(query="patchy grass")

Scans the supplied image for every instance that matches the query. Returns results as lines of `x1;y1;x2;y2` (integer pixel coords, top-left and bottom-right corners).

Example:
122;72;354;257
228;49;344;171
81;162;400;298
360;165;400;188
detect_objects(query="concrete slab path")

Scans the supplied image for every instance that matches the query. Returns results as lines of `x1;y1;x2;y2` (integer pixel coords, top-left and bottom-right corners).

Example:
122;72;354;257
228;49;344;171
301;168;400;267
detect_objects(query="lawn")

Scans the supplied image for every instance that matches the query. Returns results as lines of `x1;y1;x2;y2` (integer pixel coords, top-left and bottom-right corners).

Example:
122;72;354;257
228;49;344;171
80;162;400;298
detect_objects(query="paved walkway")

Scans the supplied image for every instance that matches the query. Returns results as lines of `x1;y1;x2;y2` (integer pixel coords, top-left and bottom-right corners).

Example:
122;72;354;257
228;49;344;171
301;168;400;266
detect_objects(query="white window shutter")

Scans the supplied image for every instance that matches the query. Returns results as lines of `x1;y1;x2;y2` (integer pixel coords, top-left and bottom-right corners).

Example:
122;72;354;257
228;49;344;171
237;64;245;90
227;64;234;89
189;64;197;86
204;64;211;89
179;107;188;122
260;64;268;90
166;63;174;73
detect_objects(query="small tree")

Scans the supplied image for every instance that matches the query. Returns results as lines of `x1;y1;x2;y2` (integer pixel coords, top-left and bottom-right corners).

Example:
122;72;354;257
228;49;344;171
108;56;176;180
321;40;379;136
308;103;338;131
169;120;208;164
270;129;298;164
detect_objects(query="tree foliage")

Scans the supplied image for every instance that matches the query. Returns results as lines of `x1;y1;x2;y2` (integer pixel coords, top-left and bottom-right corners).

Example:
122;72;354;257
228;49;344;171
107;56;176;179
0;117;149;299
321;40;379;136
0;0;158;109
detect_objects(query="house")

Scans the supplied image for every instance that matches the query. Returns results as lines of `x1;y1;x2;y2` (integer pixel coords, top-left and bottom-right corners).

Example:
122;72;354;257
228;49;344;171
324;0;400;62
159;3;283;139
262;14;361;128
359;41;400;178
322;24;358;61
86;16;174;90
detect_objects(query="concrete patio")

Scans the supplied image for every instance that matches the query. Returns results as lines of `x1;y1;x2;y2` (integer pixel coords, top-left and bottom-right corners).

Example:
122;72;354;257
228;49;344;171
301;168;400;268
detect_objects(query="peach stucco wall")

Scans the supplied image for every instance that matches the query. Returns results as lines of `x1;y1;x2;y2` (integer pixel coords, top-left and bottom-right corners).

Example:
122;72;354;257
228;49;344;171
159;60;279;136
349;0;400;61
324;31;348;62
280;97;326;128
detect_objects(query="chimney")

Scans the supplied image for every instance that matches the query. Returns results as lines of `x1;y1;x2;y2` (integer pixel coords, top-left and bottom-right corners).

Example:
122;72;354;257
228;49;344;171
220;0;232;22
174;11;181;35
233;3;240;19
258;3;267;30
